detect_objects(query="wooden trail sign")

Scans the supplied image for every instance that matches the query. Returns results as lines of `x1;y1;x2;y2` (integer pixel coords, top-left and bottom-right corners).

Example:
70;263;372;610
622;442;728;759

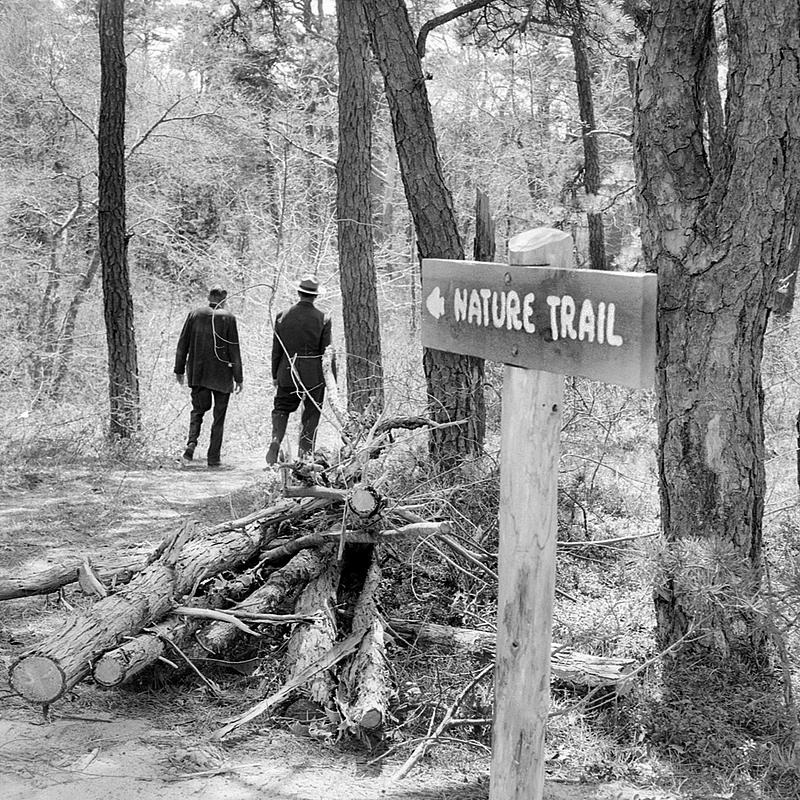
421;248;656;389
420;228;656;800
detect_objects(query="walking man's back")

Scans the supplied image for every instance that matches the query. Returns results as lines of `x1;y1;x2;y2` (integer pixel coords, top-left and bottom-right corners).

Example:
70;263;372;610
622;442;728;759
267;277;333;464
174;286;243;467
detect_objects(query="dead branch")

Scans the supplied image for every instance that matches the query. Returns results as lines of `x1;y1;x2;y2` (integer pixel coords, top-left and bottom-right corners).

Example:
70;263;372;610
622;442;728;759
392;663;494;780
199;548;329;655
214;630;364;739
9;509;299;703
172;607;262;637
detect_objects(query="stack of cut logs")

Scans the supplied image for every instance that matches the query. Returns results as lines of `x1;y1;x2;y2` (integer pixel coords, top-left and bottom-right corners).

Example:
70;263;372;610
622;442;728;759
3;413;634;741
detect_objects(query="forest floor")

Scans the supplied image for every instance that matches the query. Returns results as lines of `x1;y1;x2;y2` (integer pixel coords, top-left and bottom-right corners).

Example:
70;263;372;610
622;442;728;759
0;452;685;800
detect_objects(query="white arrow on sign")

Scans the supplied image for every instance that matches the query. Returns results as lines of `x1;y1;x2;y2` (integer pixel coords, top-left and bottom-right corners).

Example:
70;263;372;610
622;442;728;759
426;286;445;319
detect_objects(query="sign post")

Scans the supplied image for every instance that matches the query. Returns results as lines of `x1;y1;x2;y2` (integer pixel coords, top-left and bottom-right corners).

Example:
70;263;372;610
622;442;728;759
420;228;656;800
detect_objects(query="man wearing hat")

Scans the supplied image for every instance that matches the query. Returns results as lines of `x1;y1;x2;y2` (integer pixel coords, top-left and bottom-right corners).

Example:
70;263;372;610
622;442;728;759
267;276;333;464
174;286;243;467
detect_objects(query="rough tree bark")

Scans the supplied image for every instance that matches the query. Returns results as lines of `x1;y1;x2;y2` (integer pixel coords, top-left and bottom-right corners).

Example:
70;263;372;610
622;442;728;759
284;544;340;706
199;547;328;655
570;21;607;270
473;188;496;263
0;557;139;602
336;0;384;415
362;0;485;465
98;0;140;437
339;552;392;729
634;0;800;664
9;498;321;703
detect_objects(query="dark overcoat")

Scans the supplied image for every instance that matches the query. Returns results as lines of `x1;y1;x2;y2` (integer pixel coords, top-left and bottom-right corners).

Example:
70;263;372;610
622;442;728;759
174;305;243;393
271;300;331;391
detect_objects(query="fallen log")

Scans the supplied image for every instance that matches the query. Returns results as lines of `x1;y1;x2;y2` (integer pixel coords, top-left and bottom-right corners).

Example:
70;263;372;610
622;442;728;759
284;544;340;707
96;556;312;689
93;615;198;688
387;619;635;689
0;559;141;601
199;548;330;655
203;564;267;609
346;619;390;729
9;562;176;704
256;531;328;569
92;564;277;687
340;553;392;730
9;498;325;704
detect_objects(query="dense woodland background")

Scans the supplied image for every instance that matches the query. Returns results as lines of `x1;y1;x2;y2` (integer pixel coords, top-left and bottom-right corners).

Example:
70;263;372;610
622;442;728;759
3;1;800;797
1;0;638;450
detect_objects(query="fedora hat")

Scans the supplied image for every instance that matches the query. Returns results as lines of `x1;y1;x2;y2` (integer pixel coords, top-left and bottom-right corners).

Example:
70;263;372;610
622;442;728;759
297;276;320;296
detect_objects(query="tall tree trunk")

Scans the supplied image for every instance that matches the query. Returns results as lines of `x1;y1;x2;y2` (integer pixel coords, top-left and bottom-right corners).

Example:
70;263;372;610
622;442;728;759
634;0;800;665
336;0;384;414
98;0;139;437
362;0;485;465
570;23;606;270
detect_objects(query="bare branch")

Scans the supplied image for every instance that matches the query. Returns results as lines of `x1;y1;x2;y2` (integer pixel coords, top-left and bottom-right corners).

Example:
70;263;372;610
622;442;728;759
558;531;659;548
274;127;335;168
274;128;387;184
567;128;633;143
50;80;97;141
126;100;224;159
172;606;261;637
54;201;83;238
416;0;498;59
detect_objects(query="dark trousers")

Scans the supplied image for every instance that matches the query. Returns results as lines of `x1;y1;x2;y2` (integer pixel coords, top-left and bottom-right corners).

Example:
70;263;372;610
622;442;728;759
187;386;230;463
273;383;325;454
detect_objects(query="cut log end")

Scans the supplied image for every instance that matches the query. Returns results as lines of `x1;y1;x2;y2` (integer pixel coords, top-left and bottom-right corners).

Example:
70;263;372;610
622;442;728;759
347;486;382;519
10;655;66;704
356;708;384;730
92;653;128;688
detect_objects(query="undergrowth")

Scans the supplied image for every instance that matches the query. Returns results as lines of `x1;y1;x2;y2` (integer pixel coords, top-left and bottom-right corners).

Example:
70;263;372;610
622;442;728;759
3;315;800;799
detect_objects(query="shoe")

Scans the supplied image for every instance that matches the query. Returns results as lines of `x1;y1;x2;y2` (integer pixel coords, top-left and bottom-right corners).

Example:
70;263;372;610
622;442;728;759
182;445;195;461
207;459;221;468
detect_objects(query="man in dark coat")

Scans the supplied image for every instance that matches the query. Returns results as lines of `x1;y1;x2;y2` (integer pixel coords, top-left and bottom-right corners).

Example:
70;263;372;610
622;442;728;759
267;276;333;464
174;286;243;467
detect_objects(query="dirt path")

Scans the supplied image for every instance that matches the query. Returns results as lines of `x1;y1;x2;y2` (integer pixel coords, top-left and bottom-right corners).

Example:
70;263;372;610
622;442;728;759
0;452;271;576
0;457;676;800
